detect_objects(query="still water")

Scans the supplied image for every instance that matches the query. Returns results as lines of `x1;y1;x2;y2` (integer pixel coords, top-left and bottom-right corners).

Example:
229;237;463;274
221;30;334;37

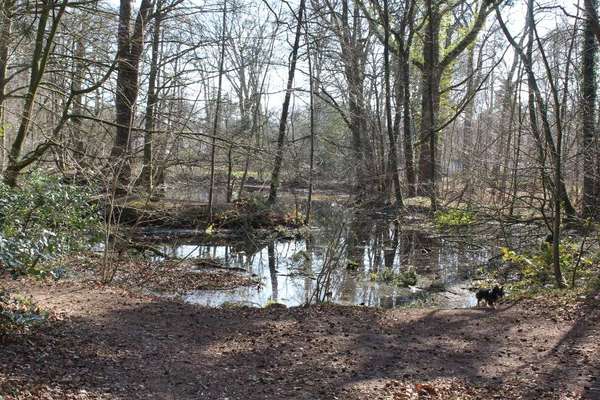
151;204;507;309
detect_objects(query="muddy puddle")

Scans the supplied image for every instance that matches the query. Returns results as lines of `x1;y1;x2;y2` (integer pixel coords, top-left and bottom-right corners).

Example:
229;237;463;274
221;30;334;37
137;203;528;309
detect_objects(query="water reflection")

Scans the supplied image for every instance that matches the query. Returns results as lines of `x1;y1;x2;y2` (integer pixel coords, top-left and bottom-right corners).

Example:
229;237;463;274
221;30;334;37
166;209;492;309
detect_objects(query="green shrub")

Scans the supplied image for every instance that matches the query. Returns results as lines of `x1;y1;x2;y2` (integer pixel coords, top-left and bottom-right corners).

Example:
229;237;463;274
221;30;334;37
0;291;47;336
378;268;418;287
379;268;396;283
500;240;594;289
435;209;474;227
397;269;418;287
0;171;100;278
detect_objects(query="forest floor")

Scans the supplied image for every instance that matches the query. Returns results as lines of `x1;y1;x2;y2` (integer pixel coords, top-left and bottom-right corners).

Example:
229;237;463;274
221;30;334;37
1;279;599;400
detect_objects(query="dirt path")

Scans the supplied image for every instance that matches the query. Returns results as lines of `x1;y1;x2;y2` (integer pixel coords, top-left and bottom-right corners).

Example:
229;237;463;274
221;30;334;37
1;281;599;400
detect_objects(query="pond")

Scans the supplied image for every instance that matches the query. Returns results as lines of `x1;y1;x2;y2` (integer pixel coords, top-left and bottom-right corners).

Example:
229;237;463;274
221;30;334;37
143;202;530;309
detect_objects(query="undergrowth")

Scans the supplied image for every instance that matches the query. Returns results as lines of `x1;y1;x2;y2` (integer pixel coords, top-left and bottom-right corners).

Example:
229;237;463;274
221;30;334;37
0;291;47;337
435;208;475;227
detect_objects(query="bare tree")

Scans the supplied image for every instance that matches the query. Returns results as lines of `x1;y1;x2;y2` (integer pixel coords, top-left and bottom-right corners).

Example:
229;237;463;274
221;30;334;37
140;0;165;191
208;0;228;219
268;0;306;205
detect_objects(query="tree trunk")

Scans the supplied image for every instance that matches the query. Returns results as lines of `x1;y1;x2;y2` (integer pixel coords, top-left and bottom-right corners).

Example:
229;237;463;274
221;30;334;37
208;0;227;220
413;0;493;209
140;0;163;192
305;19;315;224
0;0;13;171
462;44;476;198
383;0;403;208
71;27;87;172
267;0;306;205
400;59;415;197
110;0;153;194
416;0;441;209
582;0;599;219
4;0;66;186
226;144;233;203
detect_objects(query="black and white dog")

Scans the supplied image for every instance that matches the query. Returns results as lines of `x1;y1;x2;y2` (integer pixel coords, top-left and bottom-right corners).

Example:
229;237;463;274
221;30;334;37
476;285;504;308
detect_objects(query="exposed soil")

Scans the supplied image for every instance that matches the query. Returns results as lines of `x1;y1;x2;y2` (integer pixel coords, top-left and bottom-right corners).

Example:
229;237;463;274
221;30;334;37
1;279;599;400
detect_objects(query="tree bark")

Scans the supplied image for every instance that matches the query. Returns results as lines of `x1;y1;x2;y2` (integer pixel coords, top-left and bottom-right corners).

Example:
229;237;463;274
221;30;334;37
208;0;227;220
322;0;372;201
0;0;14;171
267;0;306;205
140;0;164;192
415;0;496;209
305;17;315;224
71;26;87;172
400;59;415;197
582;0;599;219
383;0;403;208
416;0;441;209
110;0;153;194
462;44;476;196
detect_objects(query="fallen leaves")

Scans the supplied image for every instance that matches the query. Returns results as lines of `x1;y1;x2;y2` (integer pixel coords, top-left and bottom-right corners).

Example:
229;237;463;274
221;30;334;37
1;279;598;400
380;379;482;400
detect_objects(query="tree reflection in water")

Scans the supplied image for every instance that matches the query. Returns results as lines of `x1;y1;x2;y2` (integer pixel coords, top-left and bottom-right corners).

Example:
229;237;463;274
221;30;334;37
175;205;498;308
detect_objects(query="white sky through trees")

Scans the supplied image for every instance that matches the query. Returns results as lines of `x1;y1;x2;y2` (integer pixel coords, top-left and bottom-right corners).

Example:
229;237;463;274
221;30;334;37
102;0;580;118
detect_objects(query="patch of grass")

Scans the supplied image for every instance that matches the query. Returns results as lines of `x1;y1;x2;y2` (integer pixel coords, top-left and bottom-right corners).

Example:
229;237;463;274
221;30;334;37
126;198;179;211
393;291;435;309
